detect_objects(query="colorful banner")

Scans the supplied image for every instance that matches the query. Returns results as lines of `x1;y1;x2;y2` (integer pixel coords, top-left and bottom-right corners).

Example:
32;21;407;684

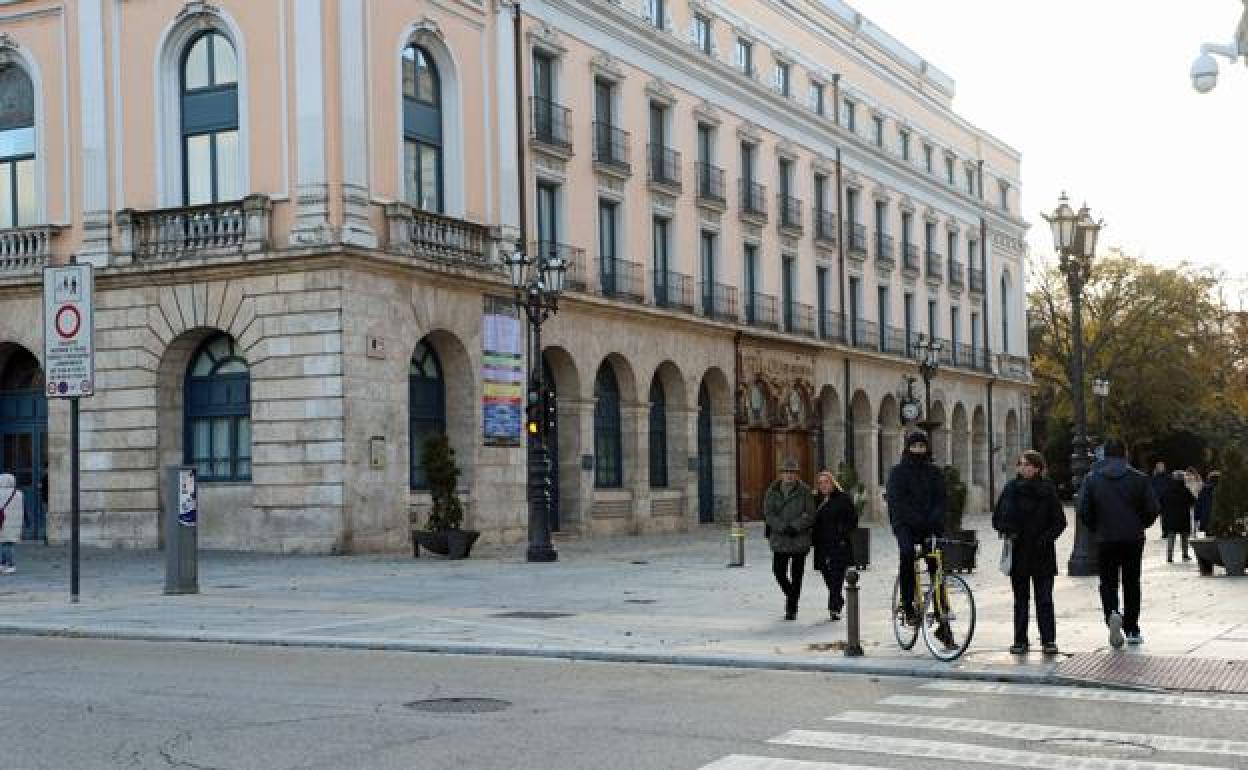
483;296;524;447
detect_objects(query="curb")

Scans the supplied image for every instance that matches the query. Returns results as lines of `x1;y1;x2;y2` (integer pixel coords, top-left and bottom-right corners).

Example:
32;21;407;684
0;623;1059;686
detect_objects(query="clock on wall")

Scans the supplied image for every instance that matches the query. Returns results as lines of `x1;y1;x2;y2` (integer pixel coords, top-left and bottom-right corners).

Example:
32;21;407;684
901;399;922;424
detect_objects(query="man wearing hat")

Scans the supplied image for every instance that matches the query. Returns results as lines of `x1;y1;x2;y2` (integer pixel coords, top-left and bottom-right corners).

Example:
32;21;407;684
886;430;947;628
763;457;816;620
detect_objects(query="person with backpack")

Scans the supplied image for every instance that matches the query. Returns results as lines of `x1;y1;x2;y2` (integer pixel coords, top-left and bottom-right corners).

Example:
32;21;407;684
0;474;24;574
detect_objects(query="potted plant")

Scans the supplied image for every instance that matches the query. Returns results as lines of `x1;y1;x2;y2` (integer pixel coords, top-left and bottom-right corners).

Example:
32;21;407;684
411;434;480;559
836;462;870;570
941;464;978;572
1210;447;1248;576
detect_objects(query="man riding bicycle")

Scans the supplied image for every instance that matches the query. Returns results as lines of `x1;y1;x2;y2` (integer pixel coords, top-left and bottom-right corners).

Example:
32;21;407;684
886;430;954;647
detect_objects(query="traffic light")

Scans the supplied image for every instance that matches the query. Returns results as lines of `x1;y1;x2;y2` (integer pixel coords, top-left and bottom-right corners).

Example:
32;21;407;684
525;388;542;437
542;387;557;435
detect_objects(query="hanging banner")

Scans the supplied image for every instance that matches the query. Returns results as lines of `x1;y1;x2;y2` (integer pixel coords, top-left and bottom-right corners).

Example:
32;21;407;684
482;296;524;447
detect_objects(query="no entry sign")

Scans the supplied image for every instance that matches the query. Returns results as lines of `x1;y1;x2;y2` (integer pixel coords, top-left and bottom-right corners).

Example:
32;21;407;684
43;264;95;398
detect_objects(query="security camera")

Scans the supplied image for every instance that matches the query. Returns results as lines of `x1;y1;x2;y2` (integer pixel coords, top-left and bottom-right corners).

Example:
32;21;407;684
1191;52;1219;93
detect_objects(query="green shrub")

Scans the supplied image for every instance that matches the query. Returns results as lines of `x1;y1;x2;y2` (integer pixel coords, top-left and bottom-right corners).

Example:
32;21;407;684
421;434;464;531
1210;446;1248;538
836;461;867;516
942;464;968;532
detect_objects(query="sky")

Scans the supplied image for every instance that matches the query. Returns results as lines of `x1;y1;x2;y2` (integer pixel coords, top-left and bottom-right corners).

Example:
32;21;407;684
848;0;1248;302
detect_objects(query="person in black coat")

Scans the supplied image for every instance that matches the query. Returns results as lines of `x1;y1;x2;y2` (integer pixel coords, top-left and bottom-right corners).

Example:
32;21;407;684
1195;471;1220;535
886;431;946;627
812;470;858;621
1159;471;1196;563
993;449;1066;656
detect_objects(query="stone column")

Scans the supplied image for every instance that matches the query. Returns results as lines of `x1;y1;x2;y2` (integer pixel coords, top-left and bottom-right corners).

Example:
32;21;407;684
337;0;378;247
77;0;111;265
623;403;648;533
289;0;333;245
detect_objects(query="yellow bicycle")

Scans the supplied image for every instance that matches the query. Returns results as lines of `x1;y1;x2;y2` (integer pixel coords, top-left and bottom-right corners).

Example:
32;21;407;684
891;536;976;661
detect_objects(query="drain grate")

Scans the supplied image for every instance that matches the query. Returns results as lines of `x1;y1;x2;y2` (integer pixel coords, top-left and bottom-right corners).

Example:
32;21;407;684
624;599;656;604
491;611;575;620
404;698;511;714
1058;653;1248;694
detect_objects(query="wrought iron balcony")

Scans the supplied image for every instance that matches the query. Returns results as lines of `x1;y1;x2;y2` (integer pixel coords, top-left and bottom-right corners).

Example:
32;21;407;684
598;256;644;302
532;240;587;291
695;162;726;204
700;281;738;321
813;209;837;245
0;225;61;273
850;318;879;350
903;242;921;272
787;301;815;337
876;233;895;268
968;267;985;293
821;310;847;343
935;337;954;366
745;291;779;330
653;269;695;312
116;196;272;264
592;121;631;172
648;144;683;191
925;250;943;281
777;194;803;232
739;179;768;219
848;224;867;257
530;97;573;151
949;259;965;287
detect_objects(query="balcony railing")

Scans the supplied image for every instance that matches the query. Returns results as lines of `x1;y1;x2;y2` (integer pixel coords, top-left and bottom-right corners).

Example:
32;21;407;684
0;225;60;272
813;209;837;244
926;250;943;281
999;353;1030;378
969;267;985;293
700;281;738;321
382;203;494;267
653;269;695;312
949;259;965;287
848;224;867;257
532;240;587;291
934;337;954;366
821;311;847;343
531;97;573;151
876;233;895;267
903;242;921;272
117;196;272;263
695;162;726;204
745;291;779;330
599;256;644;302
851;318;879;350
648;144;682;190
592;121;631;172
881;325;908;356
739;179;768;219
788;302;816;337
777;194;803;231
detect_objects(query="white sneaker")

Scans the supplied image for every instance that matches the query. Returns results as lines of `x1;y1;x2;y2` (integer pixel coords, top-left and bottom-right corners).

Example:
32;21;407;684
1126;631;1144;645
1108;611;1124;649
0;566;13;574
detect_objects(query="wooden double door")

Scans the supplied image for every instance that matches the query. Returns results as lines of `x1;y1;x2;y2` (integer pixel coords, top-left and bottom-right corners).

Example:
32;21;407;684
737;429;815;520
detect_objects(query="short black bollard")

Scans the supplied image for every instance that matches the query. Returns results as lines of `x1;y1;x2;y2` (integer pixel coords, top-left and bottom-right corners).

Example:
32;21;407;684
844;568;864;657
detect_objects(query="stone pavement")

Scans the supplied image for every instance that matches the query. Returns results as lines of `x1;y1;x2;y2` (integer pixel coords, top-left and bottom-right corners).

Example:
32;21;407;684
1;511;1246;688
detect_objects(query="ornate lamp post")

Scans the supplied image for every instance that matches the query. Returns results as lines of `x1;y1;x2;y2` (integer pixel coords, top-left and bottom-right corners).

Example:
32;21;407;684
913;334;943;437
1092;377;1111;447
505;245;567;562
1042;192;1103;577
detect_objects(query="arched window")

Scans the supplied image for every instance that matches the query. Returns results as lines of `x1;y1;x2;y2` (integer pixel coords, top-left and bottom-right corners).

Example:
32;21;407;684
0;64;36;227
594;364;622;488
181;31;240;205
185;333;250;481
402;44;442;212
648;378;667;488
409;340;446;490
1000;274;1011;354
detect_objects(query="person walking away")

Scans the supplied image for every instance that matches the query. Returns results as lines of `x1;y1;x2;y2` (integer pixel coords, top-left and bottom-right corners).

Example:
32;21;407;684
886;431;950;647
1150;461;1169;504
1077;439;1160;648
812;470;857;621
993;451;1066;656
763;458;815;621
1195;471;1220;535
1160;470;1196;563
0;473;23;574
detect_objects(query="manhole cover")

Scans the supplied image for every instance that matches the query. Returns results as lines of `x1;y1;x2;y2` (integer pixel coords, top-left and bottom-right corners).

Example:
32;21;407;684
625;599;656;604
1059;653;1248;693
211;584;246;589
1033;738;1153;759
403;698;511;714
491;611;574;620
630;560;649;565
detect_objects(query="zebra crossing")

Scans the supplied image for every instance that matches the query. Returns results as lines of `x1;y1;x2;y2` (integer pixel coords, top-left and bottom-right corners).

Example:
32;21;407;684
698;680;1248;770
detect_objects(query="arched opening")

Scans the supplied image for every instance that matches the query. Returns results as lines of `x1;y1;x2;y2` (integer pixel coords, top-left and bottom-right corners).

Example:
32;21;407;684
951;403;970;483
972;405;988;485
1005;409;1022;477
408;338;445;490
593;363;622;489
929;400;948;467
877;394;900;485
0;62;37;227
0;344;46;540
185;333;251;481
817;386;843;473
699;366;733;523
648;377;667;488
180;30;241;205
849;390;873;492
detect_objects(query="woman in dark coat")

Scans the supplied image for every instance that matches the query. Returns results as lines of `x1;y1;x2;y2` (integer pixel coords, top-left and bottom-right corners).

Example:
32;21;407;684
1159;471;1196;562
812;471;858;620
993;450;1067;656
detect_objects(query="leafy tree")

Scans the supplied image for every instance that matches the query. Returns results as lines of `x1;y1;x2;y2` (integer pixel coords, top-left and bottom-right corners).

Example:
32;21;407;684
421;434;464;531
1210;446;1248;538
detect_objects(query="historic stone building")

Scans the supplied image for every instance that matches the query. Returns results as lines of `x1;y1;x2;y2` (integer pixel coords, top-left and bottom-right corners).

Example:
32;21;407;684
0;0;1030;553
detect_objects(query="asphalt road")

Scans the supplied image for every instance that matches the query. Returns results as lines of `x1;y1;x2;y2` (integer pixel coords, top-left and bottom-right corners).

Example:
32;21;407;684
2;637;1247;770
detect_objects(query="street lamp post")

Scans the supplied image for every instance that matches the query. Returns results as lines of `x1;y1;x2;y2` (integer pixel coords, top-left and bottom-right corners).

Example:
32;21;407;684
1092;377;1111;447
505;245;568;563
913;334;943;436
1042;192;1103;577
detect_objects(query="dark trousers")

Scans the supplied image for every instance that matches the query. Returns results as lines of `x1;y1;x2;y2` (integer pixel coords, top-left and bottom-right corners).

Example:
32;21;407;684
1010;573;1056;646
895;529;937;613
1098;540;1145;634
772;551;807;613
820;562;848;613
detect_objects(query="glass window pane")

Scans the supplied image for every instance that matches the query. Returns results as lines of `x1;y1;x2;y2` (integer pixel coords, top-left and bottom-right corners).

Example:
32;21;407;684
216;358;247;374
419;144;440;212
213;34;238;86
0;126;34;158
213;418;230;478
192;419;212;476
184;36;211;91
185;134;213;205
215;130;242;201
0;163;12;229
190;351;214;377
402;48;417;99
15;158;36;226
208;335;231;361
403;141;419;205
236;417;251;478
416;51;437;104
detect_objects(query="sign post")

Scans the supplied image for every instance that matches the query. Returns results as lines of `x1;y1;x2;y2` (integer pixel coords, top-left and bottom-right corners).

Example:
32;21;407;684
163;465;199;594
43;263;94;603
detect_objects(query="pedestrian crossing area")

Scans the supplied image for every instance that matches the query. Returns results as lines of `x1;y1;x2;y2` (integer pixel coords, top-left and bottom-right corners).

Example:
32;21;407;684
698;679;1248;770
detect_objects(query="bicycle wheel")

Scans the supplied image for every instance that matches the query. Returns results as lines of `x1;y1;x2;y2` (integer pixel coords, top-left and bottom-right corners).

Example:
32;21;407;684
921;573;976;661
891;575;919;650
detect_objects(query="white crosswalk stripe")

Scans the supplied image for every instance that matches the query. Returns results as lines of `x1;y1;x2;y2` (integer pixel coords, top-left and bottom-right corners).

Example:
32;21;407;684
768;730;1231;770
698;757;884;770
826;710;1248;758
875;694;964;709
921;680;1248;711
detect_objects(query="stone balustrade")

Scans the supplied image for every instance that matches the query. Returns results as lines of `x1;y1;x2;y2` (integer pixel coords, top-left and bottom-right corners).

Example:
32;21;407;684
115;194;271;264
0;225;60;273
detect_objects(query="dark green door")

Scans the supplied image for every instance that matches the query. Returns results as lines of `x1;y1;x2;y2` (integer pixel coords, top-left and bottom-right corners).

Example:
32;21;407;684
0;348;48;541
697;383;714;523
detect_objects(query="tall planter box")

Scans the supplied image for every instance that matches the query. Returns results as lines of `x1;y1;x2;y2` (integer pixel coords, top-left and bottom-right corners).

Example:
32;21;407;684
943;529;979;573
1190;537;1222;576
850;527;870;570
1217;538;1248;577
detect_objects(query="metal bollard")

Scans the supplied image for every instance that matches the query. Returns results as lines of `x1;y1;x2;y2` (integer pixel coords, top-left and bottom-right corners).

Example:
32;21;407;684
727;524;746;567
844;569;864;657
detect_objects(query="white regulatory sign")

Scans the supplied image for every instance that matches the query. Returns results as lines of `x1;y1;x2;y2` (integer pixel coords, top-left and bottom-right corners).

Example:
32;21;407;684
43;264;95;399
